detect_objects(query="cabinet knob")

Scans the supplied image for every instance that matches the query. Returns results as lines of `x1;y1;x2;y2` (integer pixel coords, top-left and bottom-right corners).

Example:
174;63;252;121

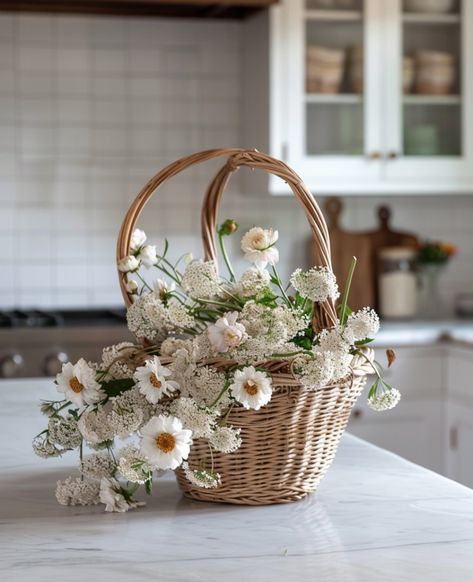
0;353;24;378
388;151;399;160
42;352;69;377
352;408;363;420
367;151;381;160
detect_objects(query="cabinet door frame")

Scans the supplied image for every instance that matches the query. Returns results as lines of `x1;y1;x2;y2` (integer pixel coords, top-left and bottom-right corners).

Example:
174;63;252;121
382;0;473;192
271;0;385;194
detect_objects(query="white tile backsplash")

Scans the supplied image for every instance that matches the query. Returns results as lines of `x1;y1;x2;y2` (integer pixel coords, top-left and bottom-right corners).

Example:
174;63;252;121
1;12;473;313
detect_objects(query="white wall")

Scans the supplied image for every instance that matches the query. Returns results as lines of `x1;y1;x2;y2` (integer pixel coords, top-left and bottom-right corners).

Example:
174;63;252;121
0;13;472;312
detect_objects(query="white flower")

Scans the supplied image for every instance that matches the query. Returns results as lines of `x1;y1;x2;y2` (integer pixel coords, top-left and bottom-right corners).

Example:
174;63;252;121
229;366;272;410
78;408;114;445
167;302;195;329
56;477;100;506
153;278;175;299
99;478;145;513
118;255;140;273
56;359;103;407
125;279;139;295
209;426;242;453
345;307;380;342
236;267;271;298
80;453;116;480
117;445;152;485
48;416;82;449
32;434;64;458
368;388;401;411
181;260;220;299
290;266;339;303
138;244;157;268
241;227;279;269
170;397;217;439
140;415;193;471
130;228;147;251
182;462;221;489
293;353;335;390
134;356;179;405
208;312;246;353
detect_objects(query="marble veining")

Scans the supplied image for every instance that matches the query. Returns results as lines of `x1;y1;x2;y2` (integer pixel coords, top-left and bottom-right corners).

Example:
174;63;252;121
1;379;473;581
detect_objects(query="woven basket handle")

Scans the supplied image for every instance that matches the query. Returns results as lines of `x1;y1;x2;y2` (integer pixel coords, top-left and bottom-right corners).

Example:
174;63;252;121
117;148;337;329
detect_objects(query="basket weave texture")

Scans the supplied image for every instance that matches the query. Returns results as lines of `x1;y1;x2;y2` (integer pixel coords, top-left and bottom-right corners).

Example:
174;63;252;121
116;148;369;505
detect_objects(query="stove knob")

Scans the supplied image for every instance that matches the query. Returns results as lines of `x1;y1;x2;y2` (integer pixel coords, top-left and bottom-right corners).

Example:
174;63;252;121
0;353;24;378
43;352;69;377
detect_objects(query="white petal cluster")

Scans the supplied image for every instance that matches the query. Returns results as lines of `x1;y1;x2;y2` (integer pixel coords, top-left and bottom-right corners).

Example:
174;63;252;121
230;366;273;411
170;397;217;439
241;227;279;269
208;312;246;353
209;426;242;454
126;294;161;342
80;453;116;480
290;266;340;303
109;389;150;439
78;407;114;445
100;342;136;380
345;307;380;342
182;462;221;489
118;255;140;273
166;302;195;330
236;267;271;298
56;359;104;408
181;260;220;299
99;478;145;513
160;337;190;357
138;244;157;268
182;366;230;409
56;476;100;506
32;434;64;458
293;353;335;390
368;388;401;411
48;416;82;449
134;356;179;405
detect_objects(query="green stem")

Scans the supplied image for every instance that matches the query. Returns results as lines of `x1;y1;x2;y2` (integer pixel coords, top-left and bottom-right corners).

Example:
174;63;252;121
218;232;236;282
209;380;231;408
271;266;291;307
339;256;357;325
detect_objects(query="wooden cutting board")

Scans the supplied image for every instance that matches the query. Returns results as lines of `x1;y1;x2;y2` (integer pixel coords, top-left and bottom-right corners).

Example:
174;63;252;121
313;198;418;311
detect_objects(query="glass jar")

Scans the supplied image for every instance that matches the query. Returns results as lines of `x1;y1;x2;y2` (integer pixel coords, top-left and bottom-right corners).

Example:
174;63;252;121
378;247;417;319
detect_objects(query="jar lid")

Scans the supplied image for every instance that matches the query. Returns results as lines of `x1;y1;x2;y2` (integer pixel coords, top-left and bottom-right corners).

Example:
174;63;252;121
379;246;417;259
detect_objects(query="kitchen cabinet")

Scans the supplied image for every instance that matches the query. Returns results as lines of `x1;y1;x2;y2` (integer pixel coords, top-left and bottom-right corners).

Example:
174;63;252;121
243;0;473;194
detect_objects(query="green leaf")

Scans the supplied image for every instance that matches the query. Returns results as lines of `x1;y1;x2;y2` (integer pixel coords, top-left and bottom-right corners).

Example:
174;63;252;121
355;337;374;346
368;379;379;399
101;378;135;398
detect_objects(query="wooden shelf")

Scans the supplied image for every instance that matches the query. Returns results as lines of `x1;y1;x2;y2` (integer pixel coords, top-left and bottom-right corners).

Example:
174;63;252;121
305;93;362;104
404;95;461;105
0;0;277;19
305;9;362;22
403;12;460;25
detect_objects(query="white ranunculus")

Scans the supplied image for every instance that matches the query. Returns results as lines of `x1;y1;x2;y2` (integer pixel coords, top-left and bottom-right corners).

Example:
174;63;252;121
56;359;103;407
138;245;157;268
229;366;272;410
118;255;140;273
130;228;147;252
134;355;179;405
125;279;139;294
207;312;246;353
241;227;279;269
140;415;192;471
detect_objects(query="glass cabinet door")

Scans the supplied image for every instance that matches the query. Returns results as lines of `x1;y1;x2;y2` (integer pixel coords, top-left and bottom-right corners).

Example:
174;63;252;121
305;0;365;156
401;0;462;157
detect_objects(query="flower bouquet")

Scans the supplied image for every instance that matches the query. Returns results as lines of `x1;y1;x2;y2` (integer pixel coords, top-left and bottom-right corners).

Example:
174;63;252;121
34;149;399;511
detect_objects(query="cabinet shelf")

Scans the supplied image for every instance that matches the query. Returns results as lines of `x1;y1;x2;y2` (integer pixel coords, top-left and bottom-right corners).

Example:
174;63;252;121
403;12;460;25
403;95;461;105
305;9;362;22
305;93;362;104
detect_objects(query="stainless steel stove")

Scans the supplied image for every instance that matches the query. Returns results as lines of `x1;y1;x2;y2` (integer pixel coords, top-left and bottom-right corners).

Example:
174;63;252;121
0;309;133;378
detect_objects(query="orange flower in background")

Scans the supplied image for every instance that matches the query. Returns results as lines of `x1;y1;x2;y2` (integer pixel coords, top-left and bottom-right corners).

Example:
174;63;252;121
439;242;458;257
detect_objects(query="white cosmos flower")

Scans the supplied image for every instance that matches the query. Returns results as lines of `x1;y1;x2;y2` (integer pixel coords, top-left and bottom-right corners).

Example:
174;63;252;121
56;359;103;407
130;228;147;252
241;227;279;269
207;312;246;353
118;255;140;273
138;245;157;268
134;356;179;404
140;415;193;471
229;366;272;410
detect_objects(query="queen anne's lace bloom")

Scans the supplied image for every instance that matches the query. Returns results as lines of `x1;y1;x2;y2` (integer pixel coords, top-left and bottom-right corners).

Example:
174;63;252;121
48;416;82;449
80;453;116;480
290;266;339;303
182;462;221;489
209;426;242;454
293;353;335;390
181;260;220;299
32;434;64;458
170;397;217;439
368;388;401;411
236;267;271;298
78;407;115;445
56;477;100;506
109;389;150;438
345;307;380;342
101;342;136;380
117;445;152;484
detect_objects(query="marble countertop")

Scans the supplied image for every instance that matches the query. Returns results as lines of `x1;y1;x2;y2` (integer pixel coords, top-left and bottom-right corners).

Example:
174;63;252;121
2;379;473;581
375;319;473;347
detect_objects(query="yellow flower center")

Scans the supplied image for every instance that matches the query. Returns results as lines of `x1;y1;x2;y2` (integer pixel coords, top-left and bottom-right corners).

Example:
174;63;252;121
150;373;162;389
155;432;176;453
69;376;84;393
243;380;258;396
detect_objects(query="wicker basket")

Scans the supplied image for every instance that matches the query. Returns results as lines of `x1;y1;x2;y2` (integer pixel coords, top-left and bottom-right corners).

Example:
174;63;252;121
116;148;369;505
